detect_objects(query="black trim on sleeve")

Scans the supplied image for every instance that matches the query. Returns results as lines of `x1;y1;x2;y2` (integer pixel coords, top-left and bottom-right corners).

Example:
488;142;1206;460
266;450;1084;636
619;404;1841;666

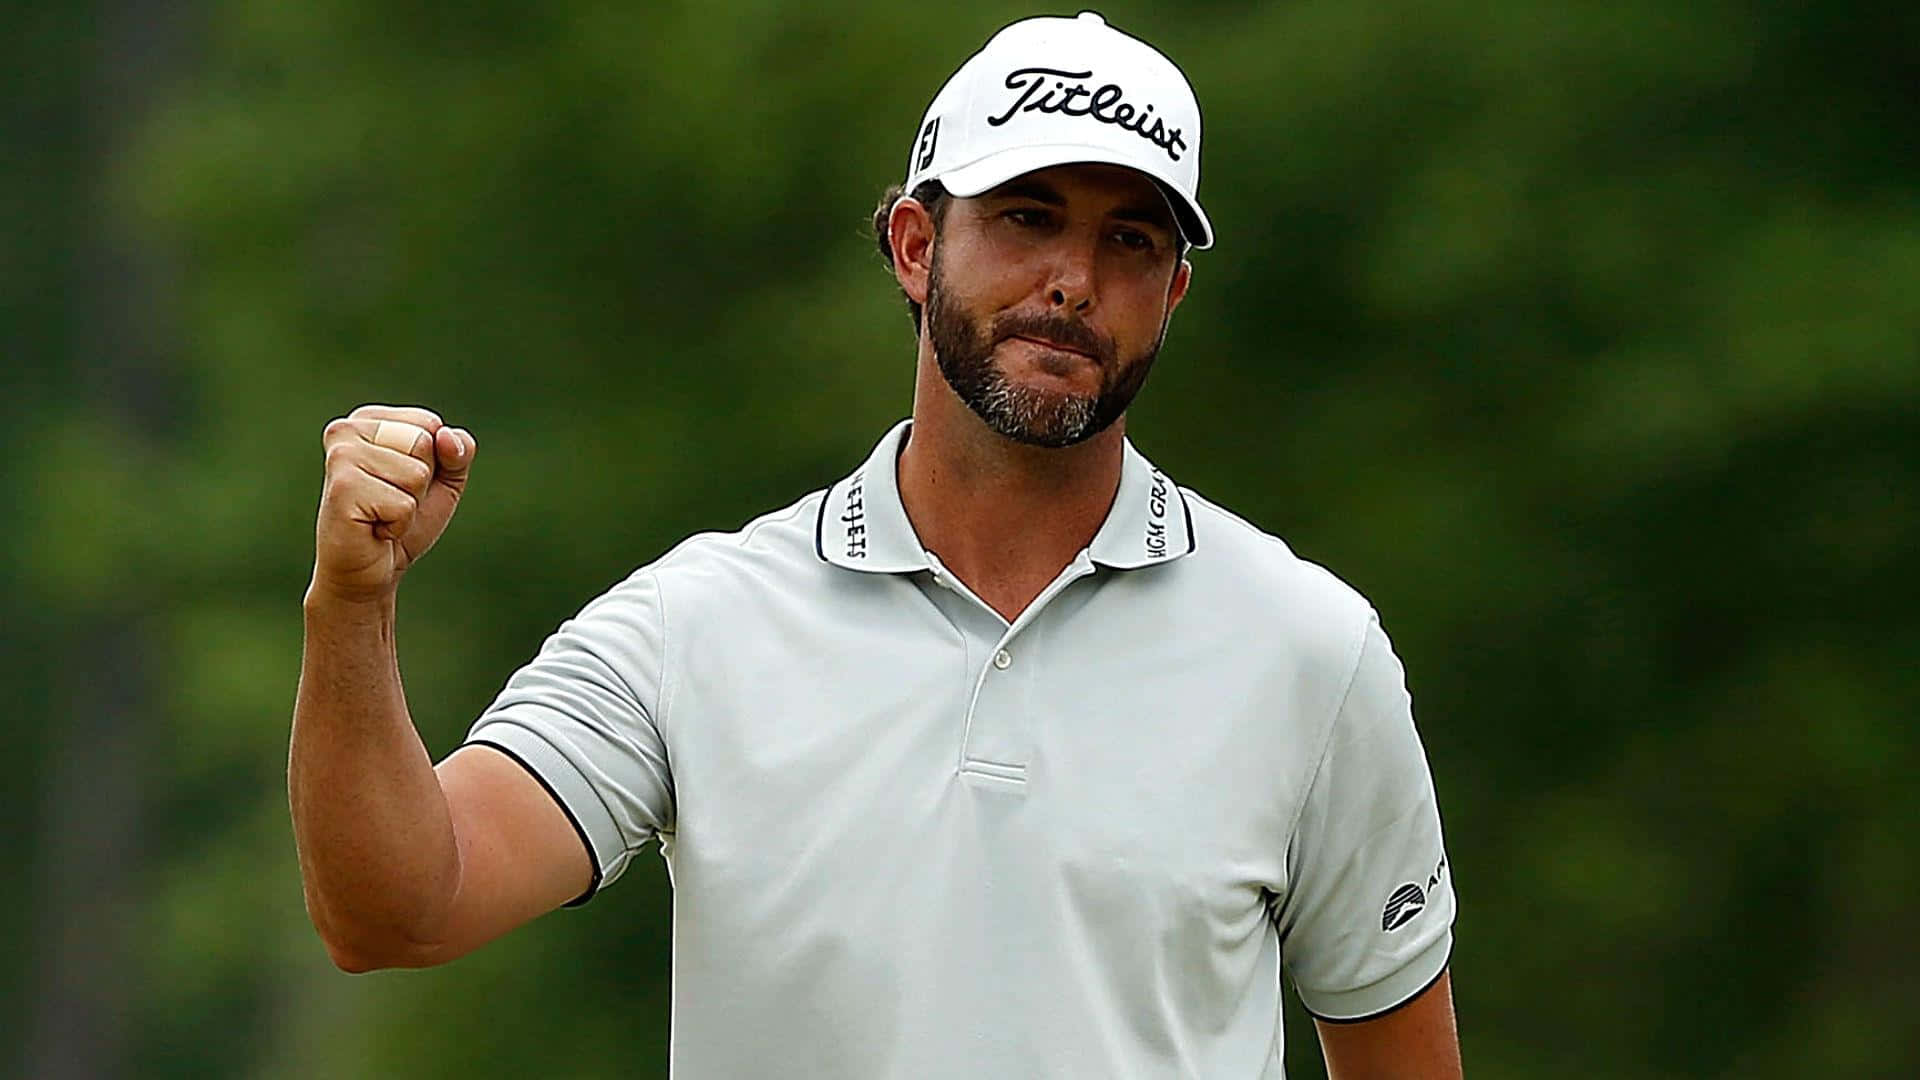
464;739;604;907
1303;944;1453;1025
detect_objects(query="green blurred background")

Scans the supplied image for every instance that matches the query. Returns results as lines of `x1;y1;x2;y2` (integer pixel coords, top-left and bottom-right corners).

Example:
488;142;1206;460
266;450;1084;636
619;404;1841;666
7;1;1917;1076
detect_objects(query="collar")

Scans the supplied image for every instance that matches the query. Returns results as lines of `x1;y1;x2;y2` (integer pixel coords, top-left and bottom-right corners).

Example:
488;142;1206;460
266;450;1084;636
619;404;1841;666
816;420;1196;574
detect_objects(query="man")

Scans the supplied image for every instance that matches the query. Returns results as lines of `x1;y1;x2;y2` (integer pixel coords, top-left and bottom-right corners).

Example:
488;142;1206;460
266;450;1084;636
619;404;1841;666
291;12;1461;1078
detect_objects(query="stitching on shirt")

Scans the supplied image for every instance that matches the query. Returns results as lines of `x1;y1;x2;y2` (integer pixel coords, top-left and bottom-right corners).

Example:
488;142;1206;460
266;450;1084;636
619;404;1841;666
959;757;1027;773
578;586;647;695
650;490;824;570
1180;488;1361;586
1301;937;1454;1023
1332;788;1441;876
1278;609;1377;873
1178;487;1303;558
648;566;676;840
735;493;822;549
621;493;823;846
955;644;994;771
571;582;667;783
557;575;672;859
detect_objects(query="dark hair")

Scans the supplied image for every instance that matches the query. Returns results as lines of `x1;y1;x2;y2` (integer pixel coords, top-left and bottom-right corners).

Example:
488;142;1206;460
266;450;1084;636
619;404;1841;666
872;180;951;333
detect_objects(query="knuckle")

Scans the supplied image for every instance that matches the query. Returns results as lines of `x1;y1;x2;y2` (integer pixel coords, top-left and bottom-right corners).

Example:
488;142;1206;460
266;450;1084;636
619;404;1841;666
399;455;434;491
376;421;433;457
347;402;443;433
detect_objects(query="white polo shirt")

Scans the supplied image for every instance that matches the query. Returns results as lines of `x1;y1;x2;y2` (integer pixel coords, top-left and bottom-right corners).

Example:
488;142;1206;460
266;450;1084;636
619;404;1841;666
466;420;1455;1078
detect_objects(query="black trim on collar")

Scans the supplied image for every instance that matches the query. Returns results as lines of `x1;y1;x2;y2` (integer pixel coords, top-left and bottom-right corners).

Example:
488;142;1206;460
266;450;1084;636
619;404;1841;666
1086;451;1197;570
816;421;1197;573
813;484;830;564
815;422;932;574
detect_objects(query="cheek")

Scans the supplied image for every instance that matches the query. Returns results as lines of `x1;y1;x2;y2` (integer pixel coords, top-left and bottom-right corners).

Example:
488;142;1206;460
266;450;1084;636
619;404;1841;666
1105;275;1174;344
942;240;1023;304
966;231;1058;297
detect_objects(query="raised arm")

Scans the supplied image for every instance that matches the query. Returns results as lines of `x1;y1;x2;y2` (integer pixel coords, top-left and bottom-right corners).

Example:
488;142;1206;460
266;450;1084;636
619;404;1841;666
290;404;590;972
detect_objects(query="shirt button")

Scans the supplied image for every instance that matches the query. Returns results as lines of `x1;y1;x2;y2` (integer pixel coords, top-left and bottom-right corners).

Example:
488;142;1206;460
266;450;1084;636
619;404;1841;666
993;649;1012;670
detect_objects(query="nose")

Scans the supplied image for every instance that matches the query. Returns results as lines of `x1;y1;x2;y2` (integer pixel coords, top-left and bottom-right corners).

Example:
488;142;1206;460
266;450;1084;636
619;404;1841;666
1045;241;1096;314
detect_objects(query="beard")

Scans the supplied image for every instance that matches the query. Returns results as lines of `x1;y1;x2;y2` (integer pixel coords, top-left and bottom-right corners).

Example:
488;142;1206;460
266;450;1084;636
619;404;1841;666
925;252;1167;449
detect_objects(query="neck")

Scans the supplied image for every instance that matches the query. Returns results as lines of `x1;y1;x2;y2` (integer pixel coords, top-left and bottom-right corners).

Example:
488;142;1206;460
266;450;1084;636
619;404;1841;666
897;344;1125;621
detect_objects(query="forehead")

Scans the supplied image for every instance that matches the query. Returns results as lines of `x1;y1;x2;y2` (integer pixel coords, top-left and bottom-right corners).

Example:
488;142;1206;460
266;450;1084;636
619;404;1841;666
976;163;1176;224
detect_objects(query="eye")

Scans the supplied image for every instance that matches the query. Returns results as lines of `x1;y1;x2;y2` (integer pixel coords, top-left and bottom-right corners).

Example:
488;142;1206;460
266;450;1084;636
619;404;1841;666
1112;228;1155;252
1003;207;1051;227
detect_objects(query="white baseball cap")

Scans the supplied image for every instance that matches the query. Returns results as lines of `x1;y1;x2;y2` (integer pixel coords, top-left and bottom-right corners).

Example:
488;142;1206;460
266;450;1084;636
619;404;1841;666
905;11;1214;250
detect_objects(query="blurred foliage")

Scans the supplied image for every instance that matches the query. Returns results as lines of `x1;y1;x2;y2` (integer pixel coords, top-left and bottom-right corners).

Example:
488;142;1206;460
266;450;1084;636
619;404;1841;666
7;0;1918;1076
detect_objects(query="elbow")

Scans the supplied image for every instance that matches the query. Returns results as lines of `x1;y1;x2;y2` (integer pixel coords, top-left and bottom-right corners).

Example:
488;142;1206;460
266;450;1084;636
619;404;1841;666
316;925;444;973
306;902;434;973
323;938;385;974
311;914;400;973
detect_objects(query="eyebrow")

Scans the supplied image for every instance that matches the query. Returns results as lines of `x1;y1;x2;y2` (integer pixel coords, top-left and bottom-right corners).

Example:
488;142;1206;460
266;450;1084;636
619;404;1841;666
1109;202;1176;233
986;179;1177;235
989;179;1067;206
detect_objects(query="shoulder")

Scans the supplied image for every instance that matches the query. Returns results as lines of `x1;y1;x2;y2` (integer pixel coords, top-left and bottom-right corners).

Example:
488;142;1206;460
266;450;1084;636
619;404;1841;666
649;488;828;578
538;491;839;681
614;488;847;630
560;490;829;619
1175;485;1380;676
1181;487;1375;619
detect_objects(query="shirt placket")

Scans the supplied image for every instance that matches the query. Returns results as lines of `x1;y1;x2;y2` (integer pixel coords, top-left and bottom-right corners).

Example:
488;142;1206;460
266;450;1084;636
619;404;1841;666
924;551;1097;788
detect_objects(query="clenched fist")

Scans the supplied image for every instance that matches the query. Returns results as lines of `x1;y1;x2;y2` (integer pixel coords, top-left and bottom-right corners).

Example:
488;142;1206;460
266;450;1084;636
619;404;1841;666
311;404;476;604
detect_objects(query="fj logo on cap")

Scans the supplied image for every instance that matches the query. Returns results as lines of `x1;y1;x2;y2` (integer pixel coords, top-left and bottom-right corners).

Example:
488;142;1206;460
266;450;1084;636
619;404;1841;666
988;67;1188;162
916;118;940;171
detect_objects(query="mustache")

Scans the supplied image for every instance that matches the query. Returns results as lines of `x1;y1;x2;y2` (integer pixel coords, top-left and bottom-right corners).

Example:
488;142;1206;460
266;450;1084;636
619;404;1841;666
991;311;1116;366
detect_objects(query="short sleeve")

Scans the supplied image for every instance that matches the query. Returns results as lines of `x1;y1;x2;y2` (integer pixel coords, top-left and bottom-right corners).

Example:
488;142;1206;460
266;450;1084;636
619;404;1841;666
1275;614;1455;1021
463;570;675;903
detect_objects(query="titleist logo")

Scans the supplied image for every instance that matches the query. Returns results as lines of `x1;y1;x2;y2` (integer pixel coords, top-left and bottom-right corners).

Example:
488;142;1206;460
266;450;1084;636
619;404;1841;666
988;67;1188;162
842;472;867;558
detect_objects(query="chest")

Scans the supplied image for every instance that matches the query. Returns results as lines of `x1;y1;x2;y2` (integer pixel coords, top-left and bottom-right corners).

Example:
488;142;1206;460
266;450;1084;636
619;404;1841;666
658;571;1322;913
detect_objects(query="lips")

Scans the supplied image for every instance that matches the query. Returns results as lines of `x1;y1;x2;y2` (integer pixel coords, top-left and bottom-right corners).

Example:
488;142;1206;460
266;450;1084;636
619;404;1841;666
1009;334;1096;361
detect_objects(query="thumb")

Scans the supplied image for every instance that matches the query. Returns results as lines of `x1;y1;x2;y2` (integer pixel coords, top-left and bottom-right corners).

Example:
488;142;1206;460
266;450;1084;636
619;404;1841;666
397;427;474;566
433;426;475;491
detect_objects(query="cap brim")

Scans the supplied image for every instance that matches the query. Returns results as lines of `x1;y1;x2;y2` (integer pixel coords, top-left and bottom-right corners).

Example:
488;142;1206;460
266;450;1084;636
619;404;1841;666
933;143;1214;250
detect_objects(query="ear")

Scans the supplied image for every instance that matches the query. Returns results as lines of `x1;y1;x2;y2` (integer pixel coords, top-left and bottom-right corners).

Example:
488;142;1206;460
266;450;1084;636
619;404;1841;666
889;197;937;308
1165;258;1192;316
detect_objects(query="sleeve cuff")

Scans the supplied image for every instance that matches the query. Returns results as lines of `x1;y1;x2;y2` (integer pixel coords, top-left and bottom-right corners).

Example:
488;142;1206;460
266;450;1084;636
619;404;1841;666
1299;931;1453;1023
464;720;628;905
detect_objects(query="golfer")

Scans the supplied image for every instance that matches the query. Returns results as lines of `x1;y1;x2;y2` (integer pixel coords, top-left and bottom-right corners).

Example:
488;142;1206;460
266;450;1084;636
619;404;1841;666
291;12;1463;1077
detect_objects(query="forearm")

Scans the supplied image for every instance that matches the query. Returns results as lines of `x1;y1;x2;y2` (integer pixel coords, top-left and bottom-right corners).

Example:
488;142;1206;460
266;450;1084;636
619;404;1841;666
290;585;461;969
